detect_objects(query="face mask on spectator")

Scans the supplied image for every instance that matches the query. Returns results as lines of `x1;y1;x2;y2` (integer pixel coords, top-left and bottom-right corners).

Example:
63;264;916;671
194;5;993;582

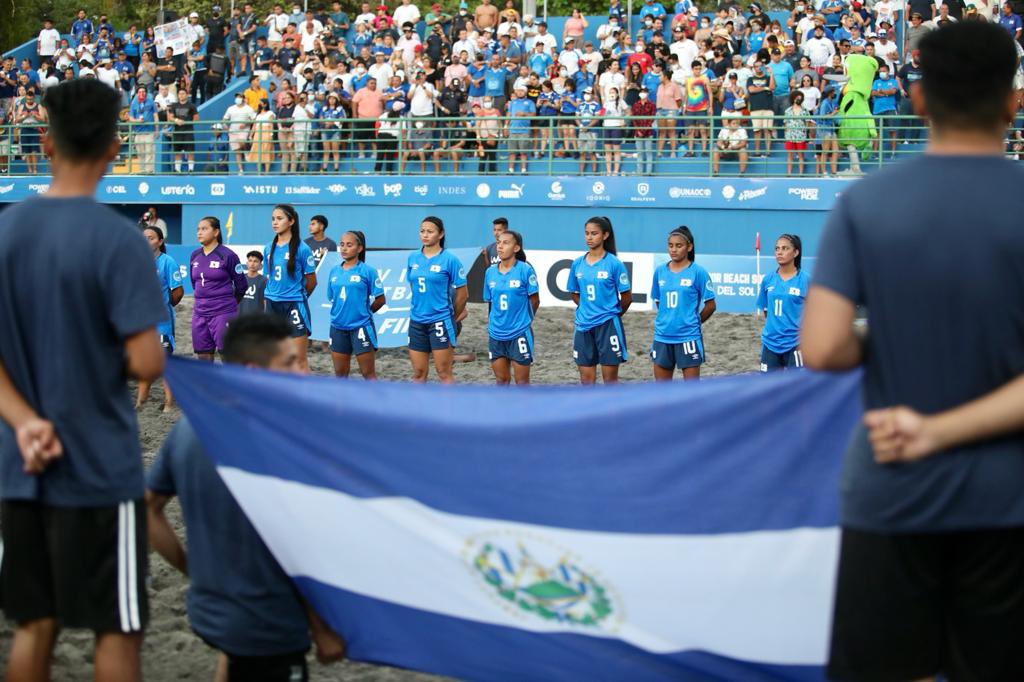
235;96;244;105
483;98;493;107
639;91;648;99
879;70;888;78
559;69;568;77
583;93;592;101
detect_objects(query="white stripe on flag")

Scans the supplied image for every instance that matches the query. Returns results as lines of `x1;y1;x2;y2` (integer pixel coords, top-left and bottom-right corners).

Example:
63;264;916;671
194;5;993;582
127;501;141;631
220;467;839;665
117;502;130;633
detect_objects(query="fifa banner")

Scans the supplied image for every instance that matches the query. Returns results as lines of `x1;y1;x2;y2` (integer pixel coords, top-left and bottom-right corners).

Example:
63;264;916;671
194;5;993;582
163;246;481;348
153;18;190;56
166;358;862;682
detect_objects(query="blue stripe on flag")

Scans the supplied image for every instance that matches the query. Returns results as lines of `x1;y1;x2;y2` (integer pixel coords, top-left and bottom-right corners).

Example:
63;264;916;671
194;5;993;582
295;576;827;682
165;359;861;535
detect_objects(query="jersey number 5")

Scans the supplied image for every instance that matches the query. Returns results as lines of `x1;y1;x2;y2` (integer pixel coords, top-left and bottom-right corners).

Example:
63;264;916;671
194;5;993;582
417;277;427;293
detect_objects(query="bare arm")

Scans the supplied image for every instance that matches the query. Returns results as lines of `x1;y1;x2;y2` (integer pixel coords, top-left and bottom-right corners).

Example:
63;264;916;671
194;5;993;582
800;285;863;370
303;601;347;664
125;327;165;381
700;298;716;323
0;359;63;473
304;272;317;296
866;374;1024;463
619;290;632;315
529;292;540;315
370;294;386;313
145;491;188;574
170;286;184;307
452;285;468;319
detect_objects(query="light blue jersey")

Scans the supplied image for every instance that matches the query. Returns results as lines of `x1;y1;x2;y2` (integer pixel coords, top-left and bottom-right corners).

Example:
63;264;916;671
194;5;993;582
651;262;714;344
757;269;811;353
155;252;183;339
325;261;384;331
483;260;539;340
264;240;316;302
407;249;467;324
567;252;630;331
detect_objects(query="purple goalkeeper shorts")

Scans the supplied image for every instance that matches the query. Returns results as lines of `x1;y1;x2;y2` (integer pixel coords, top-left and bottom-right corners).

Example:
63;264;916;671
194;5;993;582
192;311;236;354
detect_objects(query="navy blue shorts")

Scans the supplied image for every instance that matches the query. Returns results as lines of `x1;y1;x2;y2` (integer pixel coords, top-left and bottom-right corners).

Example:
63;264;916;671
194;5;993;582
159;334;174;355
267;300;311;338
488;329;534;365
760;345;804;372
330;324;378;356
408;318;457;352
573;317;627;367
651;338;704;370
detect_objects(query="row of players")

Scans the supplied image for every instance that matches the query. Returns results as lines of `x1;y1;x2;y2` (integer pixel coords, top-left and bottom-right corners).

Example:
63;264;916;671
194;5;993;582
139;207;806;402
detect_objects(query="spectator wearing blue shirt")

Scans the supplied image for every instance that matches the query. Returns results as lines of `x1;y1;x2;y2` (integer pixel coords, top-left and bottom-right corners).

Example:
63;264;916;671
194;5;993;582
528;43;553;75
820;0;846;28
506;84;535;172
768;48;794;113
1000;2;1022;40
147;314;346;681
128;88;158;172
746;20;767;56
815;87;839;175
871;64;899;157
608;0;627;21
484;54;508;110
639;0;667;20
468;54;488;102
71;9;94;42
188;41;209;103
642;62;662;95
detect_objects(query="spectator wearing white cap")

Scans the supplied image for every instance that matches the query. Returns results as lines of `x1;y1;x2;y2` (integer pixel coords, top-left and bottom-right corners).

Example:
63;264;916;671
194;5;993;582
874;29;900;69
95;58;119;91
186;12;207;50
557;37;582;76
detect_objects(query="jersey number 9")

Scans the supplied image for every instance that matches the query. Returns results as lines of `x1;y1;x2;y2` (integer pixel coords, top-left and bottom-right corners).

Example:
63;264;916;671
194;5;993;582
586;284;596;301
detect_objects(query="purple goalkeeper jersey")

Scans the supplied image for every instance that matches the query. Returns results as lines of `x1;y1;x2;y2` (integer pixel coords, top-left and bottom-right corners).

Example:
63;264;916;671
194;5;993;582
190;244;246;316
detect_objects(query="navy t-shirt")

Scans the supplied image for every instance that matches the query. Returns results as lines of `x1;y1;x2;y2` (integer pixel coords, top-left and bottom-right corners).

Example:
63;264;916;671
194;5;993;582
0;197;165;506
147;417;311;657
814;155;1024;532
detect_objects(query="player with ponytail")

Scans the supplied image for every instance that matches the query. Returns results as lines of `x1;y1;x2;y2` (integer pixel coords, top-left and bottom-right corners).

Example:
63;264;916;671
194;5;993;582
326;230;385;379
263;204;318;372
483;230;540;385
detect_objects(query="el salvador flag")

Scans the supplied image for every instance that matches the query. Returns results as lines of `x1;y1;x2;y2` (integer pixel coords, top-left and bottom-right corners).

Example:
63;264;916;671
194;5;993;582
166;359;861;682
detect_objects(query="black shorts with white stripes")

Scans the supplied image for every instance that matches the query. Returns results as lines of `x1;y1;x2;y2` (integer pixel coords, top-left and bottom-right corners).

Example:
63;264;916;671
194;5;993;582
0;499;148;633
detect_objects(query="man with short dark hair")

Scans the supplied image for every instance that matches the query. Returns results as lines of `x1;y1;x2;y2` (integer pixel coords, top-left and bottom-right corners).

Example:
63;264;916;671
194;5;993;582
304;215;336;267
0;78;166;682
147;314;345;681
802;22;1024;681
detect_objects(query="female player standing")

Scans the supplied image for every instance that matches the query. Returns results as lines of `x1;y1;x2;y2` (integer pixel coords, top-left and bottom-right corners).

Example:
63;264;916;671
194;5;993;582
264;204;318;373
190;216;247;362
756;233;810;371
326;231;385;379
483;231;540;385
407;216;467;384
651;226;716;381
137;226;183;410
568;216;632;384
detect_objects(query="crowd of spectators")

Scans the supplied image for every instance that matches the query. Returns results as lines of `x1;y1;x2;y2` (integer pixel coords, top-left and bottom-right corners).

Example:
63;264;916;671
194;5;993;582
2;0;1024;175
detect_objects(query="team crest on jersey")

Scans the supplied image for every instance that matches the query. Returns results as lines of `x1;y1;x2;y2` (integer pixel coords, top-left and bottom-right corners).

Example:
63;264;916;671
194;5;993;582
681;278;692;287
430;265;442;272
374;278;383;288
619;273;629;286
510;279;521;288
350;275;361;282
463;531;620;632
210;261;221;269
306;255;316;268
596;271;609;279
234;264;245;274
528;274;538;287
789;287;802;296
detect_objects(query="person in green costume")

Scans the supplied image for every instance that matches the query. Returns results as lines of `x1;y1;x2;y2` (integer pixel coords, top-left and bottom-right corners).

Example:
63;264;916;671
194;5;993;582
837;54;881;172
